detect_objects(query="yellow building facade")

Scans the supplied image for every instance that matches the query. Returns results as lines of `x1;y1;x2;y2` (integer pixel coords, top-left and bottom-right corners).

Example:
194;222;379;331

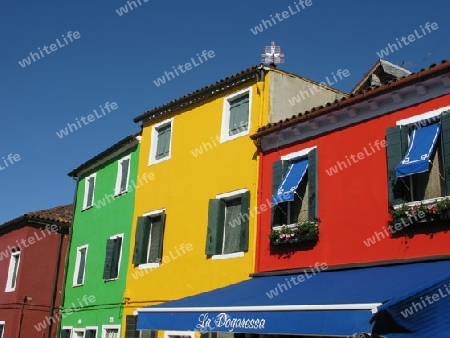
122;65;345;337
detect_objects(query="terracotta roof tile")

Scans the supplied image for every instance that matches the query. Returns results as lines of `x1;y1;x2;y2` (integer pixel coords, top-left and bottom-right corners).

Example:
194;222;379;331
25;204;73;224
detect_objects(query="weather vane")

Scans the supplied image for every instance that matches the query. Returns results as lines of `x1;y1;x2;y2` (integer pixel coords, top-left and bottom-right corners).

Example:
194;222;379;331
261;41;284;66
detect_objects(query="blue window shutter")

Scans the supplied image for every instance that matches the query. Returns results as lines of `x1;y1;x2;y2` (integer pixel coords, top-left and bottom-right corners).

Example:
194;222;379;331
308;148;318;220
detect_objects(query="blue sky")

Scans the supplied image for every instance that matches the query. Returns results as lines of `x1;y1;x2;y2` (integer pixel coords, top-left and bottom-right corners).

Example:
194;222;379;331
1;0;450;224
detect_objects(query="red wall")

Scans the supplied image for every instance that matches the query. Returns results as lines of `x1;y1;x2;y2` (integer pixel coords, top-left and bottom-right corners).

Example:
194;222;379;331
0;223;69;338
256;94;450;273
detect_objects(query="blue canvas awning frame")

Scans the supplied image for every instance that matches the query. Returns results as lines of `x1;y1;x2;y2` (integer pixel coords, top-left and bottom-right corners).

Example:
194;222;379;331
272;158;308;204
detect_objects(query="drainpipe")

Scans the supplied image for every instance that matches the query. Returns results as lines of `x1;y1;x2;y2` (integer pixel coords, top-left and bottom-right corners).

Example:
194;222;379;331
46;222;66;338
55;177;79;337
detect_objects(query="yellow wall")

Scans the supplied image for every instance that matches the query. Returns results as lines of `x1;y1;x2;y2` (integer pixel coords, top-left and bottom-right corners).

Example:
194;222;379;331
123;75;271;333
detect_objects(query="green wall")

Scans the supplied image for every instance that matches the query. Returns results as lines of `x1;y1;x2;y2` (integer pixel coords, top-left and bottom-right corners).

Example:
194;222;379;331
60;142;140;336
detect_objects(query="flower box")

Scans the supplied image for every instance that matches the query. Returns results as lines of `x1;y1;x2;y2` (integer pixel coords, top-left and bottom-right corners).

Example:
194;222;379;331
268;220;319;246
390;198;450;228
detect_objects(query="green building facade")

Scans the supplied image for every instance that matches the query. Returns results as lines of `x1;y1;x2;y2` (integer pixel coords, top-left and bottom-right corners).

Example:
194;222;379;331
59;134;141;338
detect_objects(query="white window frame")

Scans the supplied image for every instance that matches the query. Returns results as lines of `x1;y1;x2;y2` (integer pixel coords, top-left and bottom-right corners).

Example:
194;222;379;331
0;320;5;338
73;328;86;338
104;234;124;281
83;173;97;210
211;189;248;260
149;118;174;165
220;87;252;143
101;325;120;338
164;331;195;338
114;155;131;196
5;250;21;292
73;245;88;287
138;209;165;270
85;326;98;338
273;146;318;230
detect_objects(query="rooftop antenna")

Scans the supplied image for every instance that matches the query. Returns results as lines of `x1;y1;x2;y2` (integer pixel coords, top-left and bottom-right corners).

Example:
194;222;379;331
261;41;284;67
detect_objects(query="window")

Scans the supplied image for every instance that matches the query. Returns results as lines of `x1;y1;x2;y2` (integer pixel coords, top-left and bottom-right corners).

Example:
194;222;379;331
164;331;195;338
205;189;250;258
0;321;4;338
83;173;96;209
102;325;120;338
61;328;72;338
115;155;131;195
124;315;156;338
386;110;450;206
149;118;173;165
220;88;251;143
271;148;318;227
103;234;123;280
132;210;166;267
5;249;20;292
73;329;86;338
86;328;98;338
73;245;88;286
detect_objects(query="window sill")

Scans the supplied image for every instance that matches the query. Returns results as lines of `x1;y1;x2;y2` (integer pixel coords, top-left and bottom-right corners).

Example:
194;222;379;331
4;287;16;293
220;130;249;144
81;205;93;211
393;196;450;210
138;262;160;270
104;277;118;282
72;283;84;288
114;190;128;197
211;252;244;260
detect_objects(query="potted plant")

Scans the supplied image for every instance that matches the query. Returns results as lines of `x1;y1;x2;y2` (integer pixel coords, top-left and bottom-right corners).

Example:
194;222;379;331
268;219;319;245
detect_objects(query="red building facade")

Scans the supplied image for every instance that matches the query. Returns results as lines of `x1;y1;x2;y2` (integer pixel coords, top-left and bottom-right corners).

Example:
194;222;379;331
252;61;450;273
0;205;72;338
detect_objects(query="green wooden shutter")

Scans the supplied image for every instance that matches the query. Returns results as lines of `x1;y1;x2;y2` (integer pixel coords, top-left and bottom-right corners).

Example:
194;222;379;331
86;176;95;206
149;212;166;263
110;237;122;279
441;111;450;195
229;95;249;135
132;217;150;265
103;238;115;280
61;330;71;338
386;126;409;206
205;199;226;255
124;315;139;338
271;160;288;226
156;125;171;159
120;159;130;193
85;330;96;338
77;248;86;284
239;191;250;252
308;148;318;220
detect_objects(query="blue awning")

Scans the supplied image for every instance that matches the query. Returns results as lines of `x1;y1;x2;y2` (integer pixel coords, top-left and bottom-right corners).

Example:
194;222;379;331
396;122;440;178
136;260;450;336
272;159;308;204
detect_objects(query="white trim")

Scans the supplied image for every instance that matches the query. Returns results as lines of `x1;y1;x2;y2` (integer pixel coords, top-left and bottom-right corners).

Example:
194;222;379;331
73;245;88;287
211;251;244;260
138;262;161;270
281;146;317;161
396;105;450;125
101;325;120;338
104;234;124;281
82;173;96;210
143;208;166;217
114;154;131;196
216;188;248;200
149;118;174;165
220;87;252;143
138;303;382;313
164;331;195;338
5;250;20;292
